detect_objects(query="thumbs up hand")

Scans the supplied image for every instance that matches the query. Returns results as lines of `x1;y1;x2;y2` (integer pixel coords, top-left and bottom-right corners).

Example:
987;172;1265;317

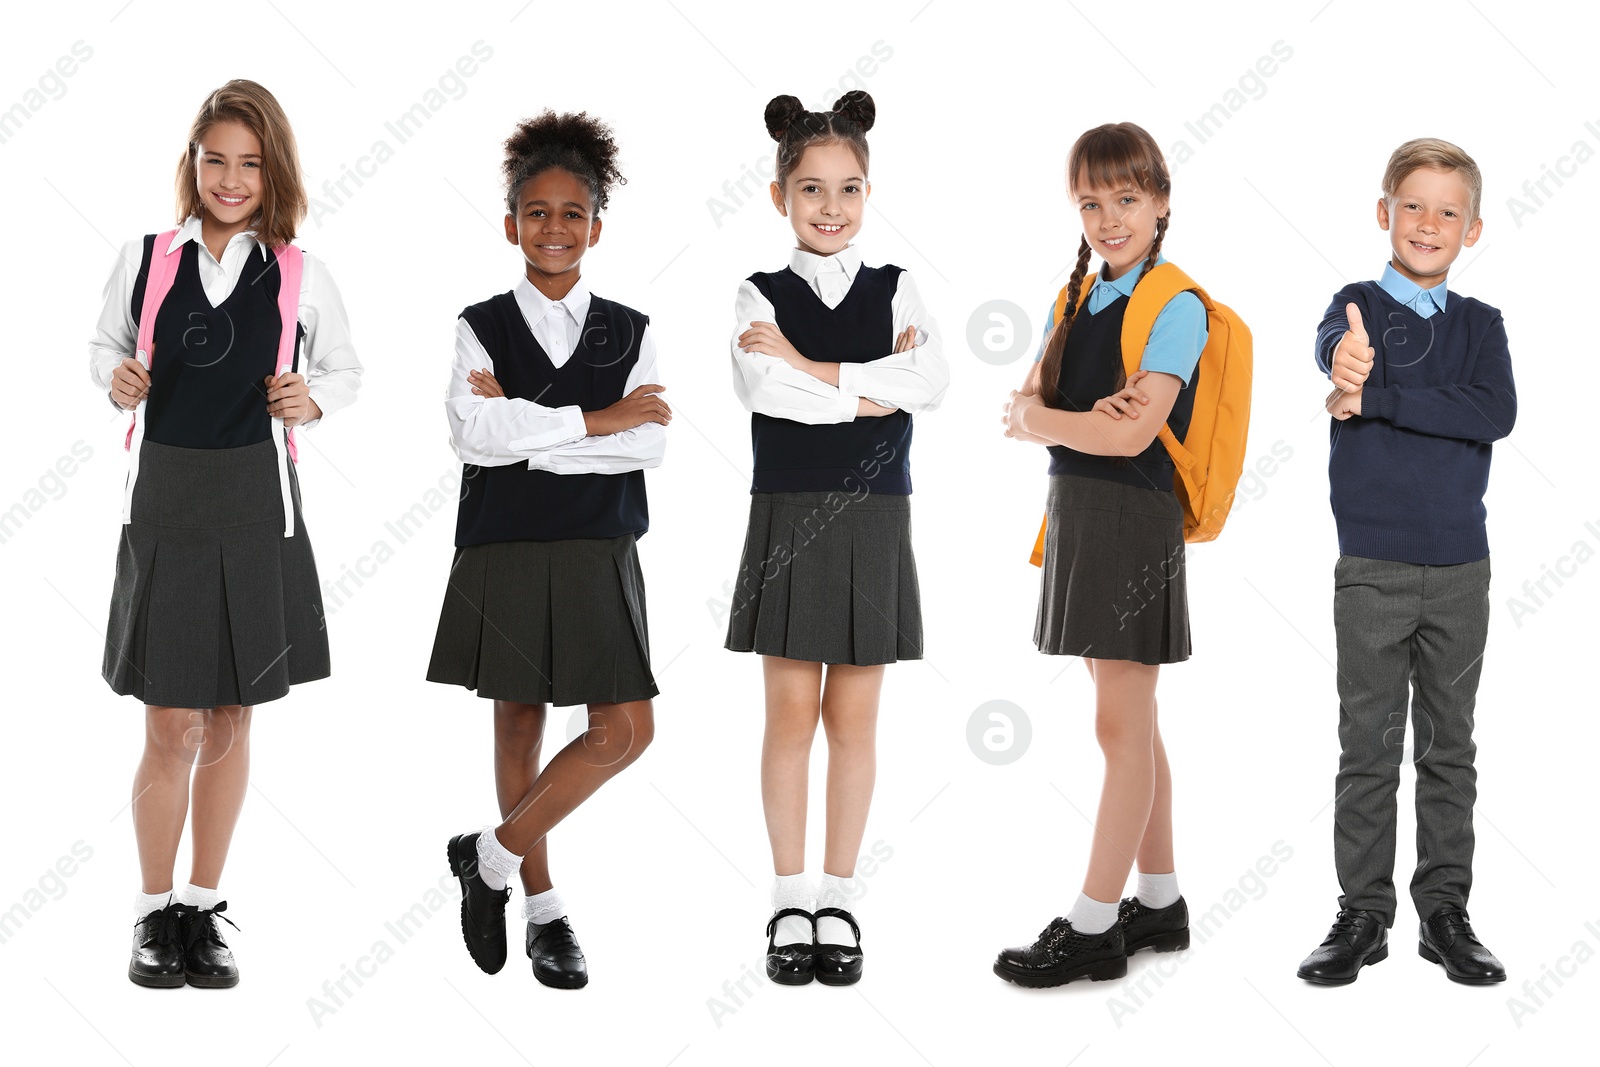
1330;302;1374;392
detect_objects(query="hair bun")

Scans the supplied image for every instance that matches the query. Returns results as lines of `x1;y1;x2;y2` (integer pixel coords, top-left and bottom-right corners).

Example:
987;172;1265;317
830;91;875;133
764;95;806;142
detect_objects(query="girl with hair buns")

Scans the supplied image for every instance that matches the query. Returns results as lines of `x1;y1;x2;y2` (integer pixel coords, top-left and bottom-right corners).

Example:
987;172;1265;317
994;122;1207;986
728;90;947;986
89;78;362;987
433;110;668;989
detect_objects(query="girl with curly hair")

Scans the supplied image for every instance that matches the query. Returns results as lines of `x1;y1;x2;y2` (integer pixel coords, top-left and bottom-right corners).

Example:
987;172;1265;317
433;110;669;989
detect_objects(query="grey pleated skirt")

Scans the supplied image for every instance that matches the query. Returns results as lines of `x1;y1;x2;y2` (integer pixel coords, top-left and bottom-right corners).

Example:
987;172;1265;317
724;491;922;666
102;437;330;707
426;534;658;707
1035;473;1190;665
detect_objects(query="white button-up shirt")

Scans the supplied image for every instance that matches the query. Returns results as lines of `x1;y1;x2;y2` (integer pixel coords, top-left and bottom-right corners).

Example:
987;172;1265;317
445;275;666;473
730;244;948;423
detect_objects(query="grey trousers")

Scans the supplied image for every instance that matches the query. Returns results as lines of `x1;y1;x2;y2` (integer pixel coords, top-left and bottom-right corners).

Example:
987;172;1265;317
1331;553;1491;928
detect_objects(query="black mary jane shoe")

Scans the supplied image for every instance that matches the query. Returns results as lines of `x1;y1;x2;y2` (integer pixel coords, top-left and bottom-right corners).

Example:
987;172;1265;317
1296;908;1388;985
765;907;816;986
527;916;588;989
1118;895;1191;955
128;902;185;988
994;917;1127;987
447;832;512;974
175;901;240;988
1419;907;1506;985
813;907;864;986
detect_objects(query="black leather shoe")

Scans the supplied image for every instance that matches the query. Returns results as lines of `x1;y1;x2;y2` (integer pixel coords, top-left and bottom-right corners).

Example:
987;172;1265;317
994;917;1127;987
1419;907;1505;984
1118;895;1190;955
128;902;185;987
526;916;588;989
813;907;863;986
447;832;511;974
1296;908;1388;985
765;907;816;985
175;901;240;988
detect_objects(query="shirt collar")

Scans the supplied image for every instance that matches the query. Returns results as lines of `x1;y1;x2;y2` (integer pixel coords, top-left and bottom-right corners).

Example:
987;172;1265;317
1092;253;1167;300
167;214;269;260
1379;261;1449;313
513;274;590;331
789;243;861;285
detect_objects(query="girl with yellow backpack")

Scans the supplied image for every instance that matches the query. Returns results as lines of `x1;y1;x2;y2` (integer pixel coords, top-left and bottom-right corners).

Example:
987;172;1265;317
995;121;1251;986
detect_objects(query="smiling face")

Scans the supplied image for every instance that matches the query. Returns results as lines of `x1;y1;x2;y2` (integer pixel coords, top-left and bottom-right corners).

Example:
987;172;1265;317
504;166;601;299
1378;166;1482;287
194;120;264;238
1071;175;1166;281
770;140;869;257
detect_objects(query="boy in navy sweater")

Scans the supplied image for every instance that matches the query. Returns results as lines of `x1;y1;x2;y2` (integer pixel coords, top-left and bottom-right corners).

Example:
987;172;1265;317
1296;139;1515;987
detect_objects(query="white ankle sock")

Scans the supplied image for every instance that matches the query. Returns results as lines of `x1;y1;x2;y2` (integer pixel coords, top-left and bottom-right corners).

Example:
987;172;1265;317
816;873;859;946
771;873;814;946
1136;871;1180;909
522;888;566;925
474;827;522;892
135;889;173;919
1066;892;1119;934
175;883;219;911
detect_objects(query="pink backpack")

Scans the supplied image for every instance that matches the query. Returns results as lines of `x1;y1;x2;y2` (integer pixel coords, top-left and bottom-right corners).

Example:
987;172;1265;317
121;228;304;537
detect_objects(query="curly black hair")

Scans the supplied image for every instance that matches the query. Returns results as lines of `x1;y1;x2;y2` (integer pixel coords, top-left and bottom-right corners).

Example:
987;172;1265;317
502;110;625;215
765;90;875;188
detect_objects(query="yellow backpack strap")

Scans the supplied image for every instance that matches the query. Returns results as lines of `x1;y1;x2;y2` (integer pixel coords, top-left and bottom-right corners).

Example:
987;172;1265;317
1052;273;1096;335
1119;262;1206;469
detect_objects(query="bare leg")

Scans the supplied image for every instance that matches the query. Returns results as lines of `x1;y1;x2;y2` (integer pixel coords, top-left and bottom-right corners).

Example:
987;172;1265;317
1080;659;1161;903
1135;707;1175;876
493;700;552;895
187;705;253;890
820;663;884;879
132;707;201;895
761;656;823;876
493;700;654;856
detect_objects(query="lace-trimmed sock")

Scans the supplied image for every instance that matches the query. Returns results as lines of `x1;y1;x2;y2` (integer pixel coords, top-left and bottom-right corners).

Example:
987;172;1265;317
816;873;859;946
136;889;173;920
522;888;566;926
474;826;522;892
771;873;814;945
175;883;220;911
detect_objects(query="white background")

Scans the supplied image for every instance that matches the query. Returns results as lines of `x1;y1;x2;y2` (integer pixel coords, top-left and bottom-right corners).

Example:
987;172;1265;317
2;0;1595;1063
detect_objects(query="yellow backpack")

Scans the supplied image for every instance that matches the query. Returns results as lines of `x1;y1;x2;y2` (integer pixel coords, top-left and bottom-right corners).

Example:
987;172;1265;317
1029;262;1252;565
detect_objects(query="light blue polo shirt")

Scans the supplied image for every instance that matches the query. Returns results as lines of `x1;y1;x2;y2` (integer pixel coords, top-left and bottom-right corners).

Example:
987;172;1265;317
1377;261;1448;319
1033;254;1207;386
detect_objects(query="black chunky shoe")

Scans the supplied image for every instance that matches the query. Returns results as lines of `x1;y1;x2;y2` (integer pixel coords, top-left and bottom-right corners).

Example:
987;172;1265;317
765;907;816;985
128;902;185;988
1419;907;1505;984
175;901;240;988
447;832;511;974
813;907;863;986
994;917;1127;987
1296;907;1388;985
1118;895;1190;955
527;916;588;989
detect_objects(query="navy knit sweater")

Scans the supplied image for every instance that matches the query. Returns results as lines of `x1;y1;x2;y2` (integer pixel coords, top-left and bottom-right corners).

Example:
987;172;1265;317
1314;280;1517;565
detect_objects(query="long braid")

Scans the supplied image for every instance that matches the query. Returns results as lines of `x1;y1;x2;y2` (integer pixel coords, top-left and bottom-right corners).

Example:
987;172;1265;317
1113;211;1169;391
1038;235;1093;407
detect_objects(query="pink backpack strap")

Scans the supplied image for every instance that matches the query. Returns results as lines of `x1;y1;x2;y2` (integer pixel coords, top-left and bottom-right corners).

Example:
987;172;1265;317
123;229;184;450
274;244;304;462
